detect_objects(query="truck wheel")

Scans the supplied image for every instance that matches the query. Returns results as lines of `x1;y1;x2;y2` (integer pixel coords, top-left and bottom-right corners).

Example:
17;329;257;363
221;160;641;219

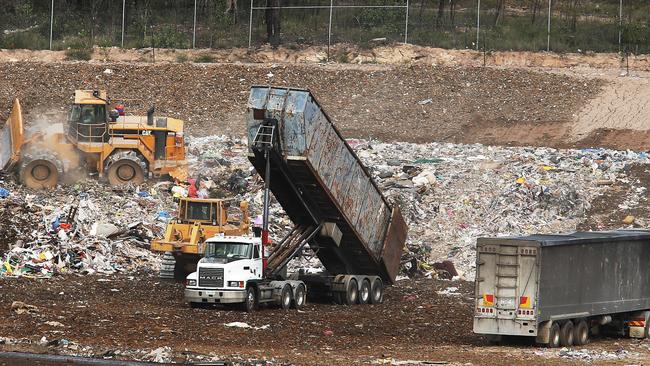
359;279;371;304
243;286;257;313
574;320;589;345
280;284;293;310
548;322;561;348
105;151;146;186
369;278;383;304
20;158;60;189
344;278;358;305
560;321;575;347
292;284;306;309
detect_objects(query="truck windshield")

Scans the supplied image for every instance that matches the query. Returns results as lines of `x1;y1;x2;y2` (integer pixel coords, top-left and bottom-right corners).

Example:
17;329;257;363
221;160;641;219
69;104;106;124
186;202;211;221
205;242;252;260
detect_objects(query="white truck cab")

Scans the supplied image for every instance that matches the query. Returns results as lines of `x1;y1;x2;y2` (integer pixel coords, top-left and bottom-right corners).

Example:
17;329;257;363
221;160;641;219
185;235;306;312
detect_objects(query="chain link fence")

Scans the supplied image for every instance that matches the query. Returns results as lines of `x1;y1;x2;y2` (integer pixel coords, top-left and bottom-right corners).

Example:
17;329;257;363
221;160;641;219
0;1;648;54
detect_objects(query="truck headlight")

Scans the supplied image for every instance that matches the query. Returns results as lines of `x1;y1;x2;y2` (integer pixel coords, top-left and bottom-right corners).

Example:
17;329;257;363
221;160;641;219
186;279;197;287
228;281;244;288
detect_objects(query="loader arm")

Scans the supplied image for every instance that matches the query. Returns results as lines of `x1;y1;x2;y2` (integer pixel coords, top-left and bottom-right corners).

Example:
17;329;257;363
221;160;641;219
0;99;25;171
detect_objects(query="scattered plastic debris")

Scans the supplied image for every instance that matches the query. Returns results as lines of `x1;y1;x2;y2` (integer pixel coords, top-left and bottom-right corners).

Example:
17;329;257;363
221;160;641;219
224;322;270;330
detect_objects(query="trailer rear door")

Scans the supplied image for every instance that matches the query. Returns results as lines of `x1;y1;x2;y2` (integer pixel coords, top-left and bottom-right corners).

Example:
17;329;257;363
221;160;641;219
474;241;539;336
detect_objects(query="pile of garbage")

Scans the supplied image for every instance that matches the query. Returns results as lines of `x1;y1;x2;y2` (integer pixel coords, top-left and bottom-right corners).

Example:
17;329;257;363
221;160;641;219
352;140;649;279
0;180;172;278
2;134;648;280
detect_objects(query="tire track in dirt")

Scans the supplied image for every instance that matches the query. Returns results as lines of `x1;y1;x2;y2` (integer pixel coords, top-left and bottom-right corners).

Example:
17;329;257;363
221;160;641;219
572;72;650;143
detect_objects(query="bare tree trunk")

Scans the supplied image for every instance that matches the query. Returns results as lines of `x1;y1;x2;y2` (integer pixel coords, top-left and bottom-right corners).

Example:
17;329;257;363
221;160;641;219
531;0;541;24
494;0;506;26
570;0;579;32
435;0;445;29
265;0;280;46
450;0;456;28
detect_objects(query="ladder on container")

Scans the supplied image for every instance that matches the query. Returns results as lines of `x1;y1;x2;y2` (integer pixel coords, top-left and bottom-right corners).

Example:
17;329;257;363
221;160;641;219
495;247;519;316
253;124;276;151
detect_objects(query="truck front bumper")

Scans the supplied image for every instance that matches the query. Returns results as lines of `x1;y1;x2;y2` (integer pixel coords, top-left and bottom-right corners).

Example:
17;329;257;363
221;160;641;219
185;288;246;304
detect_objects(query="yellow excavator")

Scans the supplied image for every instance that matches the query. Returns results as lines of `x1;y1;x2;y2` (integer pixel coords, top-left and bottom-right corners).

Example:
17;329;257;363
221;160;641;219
0;90;187;188
151;197;251;279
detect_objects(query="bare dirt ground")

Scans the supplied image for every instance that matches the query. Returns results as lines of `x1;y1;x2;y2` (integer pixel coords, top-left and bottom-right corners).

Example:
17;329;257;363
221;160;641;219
1;275;650;366
0;58;602;147
3;45;650;365
2;44;650;151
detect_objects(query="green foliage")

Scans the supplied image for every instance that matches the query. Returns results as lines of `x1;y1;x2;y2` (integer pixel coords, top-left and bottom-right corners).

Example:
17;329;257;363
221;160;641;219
194;54;215;63
153;25;189;49
0;31;47;49
622;22;649;48
175;53;189;62
14;1;35;28
64;48;92;61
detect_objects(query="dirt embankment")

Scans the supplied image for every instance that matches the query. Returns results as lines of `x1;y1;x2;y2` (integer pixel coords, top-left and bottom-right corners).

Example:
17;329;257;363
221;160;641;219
1;44;650;71
0;61;600;146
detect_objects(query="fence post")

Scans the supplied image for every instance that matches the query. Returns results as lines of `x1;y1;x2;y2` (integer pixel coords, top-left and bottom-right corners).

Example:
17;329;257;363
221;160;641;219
618;0;623;52
248;0;254;48
404;0;409;44
49;0;54;50
328;0;333;61
121;0;125;47
193;0;197;48
476;0;480;50
547;0;551;52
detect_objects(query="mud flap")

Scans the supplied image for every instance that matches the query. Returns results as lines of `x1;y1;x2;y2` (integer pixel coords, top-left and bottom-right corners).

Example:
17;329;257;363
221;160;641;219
536;321;551;344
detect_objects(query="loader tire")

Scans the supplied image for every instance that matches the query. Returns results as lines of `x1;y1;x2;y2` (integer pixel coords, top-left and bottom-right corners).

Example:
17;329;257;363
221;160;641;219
20;153;63;189
159;252;176;279
106;150;146;186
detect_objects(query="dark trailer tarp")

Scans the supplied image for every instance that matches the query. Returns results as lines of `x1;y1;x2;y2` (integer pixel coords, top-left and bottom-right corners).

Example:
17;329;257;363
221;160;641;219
246;86;407;284
477;230;650;321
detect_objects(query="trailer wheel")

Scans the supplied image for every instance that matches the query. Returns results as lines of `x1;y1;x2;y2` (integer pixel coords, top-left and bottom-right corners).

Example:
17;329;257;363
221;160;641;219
369;278;383;304
359;279;371;304
560;321;575;347
574;320;589;345
344;278;358;305
292;284;306;309
548;323;561;348
243;286;257;313
280;284;293;310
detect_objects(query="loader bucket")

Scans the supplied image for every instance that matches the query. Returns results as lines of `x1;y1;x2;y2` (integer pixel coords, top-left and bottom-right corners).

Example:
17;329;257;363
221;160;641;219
0;99;24;171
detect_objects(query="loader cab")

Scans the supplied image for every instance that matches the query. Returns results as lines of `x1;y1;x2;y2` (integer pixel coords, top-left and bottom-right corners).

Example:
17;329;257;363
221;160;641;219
67;90;109;143
177;198;228;226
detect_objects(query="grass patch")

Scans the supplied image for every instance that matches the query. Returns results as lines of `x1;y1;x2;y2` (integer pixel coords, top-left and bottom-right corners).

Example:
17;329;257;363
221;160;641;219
64;48;92;60
194;54;215;63
175;53;189;62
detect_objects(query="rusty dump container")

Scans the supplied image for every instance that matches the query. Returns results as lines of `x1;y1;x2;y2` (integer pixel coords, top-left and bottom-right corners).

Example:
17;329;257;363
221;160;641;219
247;86;407;284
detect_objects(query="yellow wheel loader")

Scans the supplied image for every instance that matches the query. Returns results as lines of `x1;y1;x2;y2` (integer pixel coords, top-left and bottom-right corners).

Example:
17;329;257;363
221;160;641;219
151;197;251;279
0;90;187;189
